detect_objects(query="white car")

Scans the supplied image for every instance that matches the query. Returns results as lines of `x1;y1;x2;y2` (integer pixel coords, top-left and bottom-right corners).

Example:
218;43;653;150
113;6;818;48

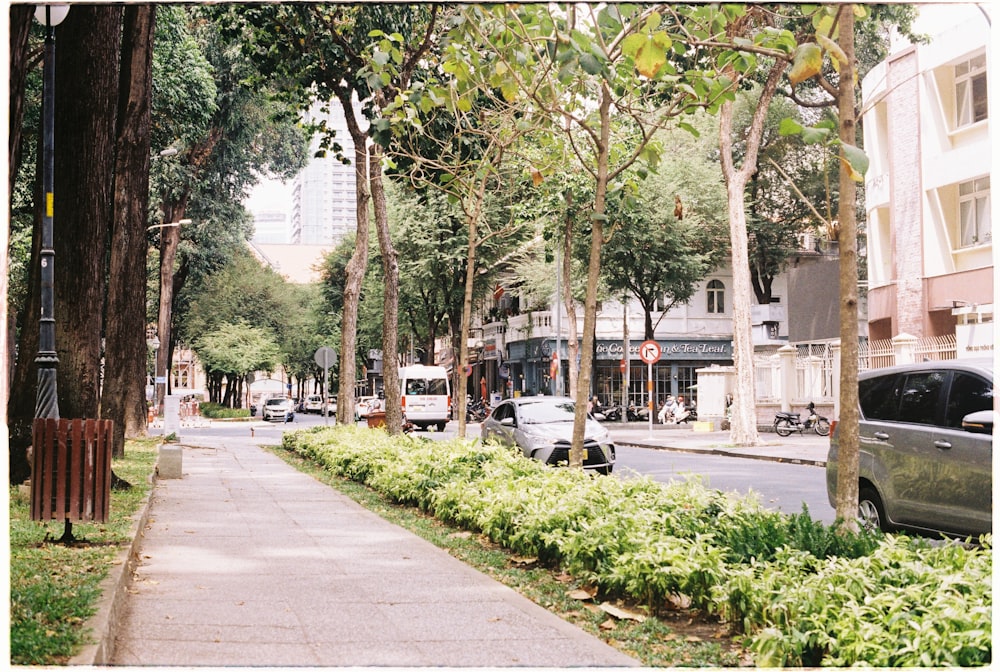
481;396;616;474
262;397;295;422
304;394;324;414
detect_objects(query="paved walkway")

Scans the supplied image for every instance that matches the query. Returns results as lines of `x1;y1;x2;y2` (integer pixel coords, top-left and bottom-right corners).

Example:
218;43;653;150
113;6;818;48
109;438;639;667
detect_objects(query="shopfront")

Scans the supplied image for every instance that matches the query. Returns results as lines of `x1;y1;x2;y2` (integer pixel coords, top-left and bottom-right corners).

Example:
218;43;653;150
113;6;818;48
594;338;733;408
506;337;732;406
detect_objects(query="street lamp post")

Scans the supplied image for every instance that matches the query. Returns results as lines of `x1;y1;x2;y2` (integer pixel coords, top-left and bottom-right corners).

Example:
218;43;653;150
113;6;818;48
147;335;160;416
33;4;70;420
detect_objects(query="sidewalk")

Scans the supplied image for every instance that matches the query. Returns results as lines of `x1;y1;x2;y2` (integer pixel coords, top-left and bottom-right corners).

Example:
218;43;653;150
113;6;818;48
606;421;830;467
103;437;640;667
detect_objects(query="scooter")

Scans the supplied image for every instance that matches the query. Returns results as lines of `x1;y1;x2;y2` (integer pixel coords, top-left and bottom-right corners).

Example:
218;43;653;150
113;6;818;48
773;402;830;437
626;403;649;422
601;404;622;422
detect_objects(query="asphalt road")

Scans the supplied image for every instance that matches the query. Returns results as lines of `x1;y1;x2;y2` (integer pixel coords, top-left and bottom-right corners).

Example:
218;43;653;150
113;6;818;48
170;413;834;525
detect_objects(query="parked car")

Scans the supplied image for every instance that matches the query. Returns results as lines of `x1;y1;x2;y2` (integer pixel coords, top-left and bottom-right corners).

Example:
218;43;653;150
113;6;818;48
826;358;993;538
481;396;615;474
304;394;324;414
262;397;296;422
324;396;338;417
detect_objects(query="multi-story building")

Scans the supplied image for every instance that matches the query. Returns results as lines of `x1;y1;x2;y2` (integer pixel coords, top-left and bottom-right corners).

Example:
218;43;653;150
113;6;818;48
291;101;359;245
251;210;290;244
861;7;993;356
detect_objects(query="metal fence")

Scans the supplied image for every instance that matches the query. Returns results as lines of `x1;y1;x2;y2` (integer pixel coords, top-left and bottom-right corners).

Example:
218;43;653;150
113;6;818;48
754;333;959;404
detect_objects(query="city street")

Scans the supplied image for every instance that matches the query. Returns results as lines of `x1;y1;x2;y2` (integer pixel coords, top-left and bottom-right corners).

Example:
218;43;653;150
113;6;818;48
163;412;835;525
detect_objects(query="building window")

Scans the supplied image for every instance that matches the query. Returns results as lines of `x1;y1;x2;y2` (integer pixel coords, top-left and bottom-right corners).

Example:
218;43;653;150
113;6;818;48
707;280;725;314
956;53;988;127
959;176;991;247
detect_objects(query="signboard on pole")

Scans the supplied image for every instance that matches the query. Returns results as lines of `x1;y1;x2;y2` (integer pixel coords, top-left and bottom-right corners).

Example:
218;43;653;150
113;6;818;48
314;347;337;425
638;340;660;437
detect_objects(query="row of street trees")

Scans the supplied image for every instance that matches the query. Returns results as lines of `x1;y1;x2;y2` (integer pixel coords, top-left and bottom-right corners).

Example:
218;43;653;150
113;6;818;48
6;3;919;529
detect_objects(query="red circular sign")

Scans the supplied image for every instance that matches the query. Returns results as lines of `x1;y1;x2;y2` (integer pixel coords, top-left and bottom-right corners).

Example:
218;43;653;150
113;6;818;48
639;340;661;364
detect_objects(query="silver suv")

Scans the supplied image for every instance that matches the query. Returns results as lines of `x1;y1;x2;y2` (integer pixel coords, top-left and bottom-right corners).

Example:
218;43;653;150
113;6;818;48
826;358;993;537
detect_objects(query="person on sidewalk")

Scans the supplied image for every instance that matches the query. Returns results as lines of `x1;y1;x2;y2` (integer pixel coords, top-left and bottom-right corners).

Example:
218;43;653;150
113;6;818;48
658;395;677;424
673;395;690;424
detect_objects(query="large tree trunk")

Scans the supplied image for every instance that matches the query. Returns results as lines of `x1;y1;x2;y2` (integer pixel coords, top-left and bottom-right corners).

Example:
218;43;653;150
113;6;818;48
155;210;181;413
8;5;34;206
54;6;123;421
4;6;35;472
562;194;579;400
370;147;403;434
336;90;369;426
570;83;613;466
718;63;784;447
103;4;155;457
834;7;861;532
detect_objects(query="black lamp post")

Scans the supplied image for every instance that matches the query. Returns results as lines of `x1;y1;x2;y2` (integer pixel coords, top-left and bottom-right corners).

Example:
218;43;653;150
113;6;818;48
33;4;70;420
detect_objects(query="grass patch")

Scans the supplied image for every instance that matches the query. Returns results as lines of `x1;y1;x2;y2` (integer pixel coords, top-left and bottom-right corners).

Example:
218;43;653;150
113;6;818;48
268;442;747;667
9;438;158;665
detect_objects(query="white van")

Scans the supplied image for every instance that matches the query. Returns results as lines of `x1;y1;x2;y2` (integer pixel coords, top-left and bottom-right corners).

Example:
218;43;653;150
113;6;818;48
399;365;451;431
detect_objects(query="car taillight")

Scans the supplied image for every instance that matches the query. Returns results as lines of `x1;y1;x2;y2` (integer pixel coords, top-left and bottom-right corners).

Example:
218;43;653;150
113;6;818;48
401;396;406;409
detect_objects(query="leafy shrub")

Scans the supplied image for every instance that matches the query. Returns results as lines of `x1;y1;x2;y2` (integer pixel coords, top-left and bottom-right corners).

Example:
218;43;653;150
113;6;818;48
281;426;992;667
198;402;250;419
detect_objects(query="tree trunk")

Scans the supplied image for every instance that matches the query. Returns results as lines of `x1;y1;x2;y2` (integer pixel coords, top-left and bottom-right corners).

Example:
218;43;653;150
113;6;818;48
156;212;181;413
370;147;403;434
336;90;369;426
54;6;123;421
570;83;613;466
103;4;155;457
717;63;784;447
562;197;579;400
834;7;861;532
4;7;35;482
7;5;34;205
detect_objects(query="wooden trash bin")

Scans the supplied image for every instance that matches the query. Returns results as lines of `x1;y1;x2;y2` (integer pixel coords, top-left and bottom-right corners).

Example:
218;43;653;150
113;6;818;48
30;418;113;524
366;411;386;428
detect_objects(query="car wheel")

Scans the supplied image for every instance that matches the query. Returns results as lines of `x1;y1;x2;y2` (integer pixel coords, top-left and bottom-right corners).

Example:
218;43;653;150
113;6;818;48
774;418;794;437
858;485;889;533
814;418;831;436
436;421;447;432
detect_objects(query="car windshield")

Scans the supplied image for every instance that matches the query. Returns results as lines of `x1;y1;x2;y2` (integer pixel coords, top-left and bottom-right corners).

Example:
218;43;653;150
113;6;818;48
266;399;286;407
518;400;576;424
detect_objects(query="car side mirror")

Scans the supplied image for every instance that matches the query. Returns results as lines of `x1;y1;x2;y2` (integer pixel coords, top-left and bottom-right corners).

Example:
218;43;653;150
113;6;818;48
961;410;995;435
500;417;515;427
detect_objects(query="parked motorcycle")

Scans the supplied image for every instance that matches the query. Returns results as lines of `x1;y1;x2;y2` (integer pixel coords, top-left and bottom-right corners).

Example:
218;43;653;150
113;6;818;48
466;397;490;423
773;402;830;437
626;403;649;422
601;404;623;422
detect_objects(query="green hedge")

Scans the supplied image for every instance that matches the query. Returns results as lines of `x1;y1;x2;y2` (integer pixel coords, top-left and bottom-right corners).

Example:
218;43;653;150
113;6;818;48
198;402;251;419
282;425;992;667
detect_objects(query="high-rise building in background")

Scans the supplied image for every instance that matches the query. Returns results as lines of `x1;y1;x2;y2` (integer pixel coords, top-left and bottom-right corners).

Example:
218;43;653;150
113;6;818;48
248;99;359;247
291;101;359;245
251;210;290;244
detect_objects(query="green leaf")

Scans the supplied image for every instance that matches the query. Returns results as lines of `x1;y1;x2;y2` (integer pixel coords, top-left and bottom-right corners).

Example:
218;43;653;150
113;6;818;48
789;43;823;86
839;143;869;181
778;118;804;136
579;52;603;75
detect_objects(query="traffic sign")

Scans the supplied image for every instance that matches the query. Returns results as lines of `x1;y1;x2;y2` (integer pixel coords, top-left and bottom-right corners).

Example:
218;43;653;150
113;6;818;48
314;346;337;369
639;340;661;364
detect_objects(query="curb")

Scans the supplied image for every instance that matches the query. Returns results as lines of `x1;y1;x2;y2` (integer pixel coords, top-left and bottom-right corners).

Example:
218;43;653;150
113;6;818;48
67;472;158;665
617;440;827;468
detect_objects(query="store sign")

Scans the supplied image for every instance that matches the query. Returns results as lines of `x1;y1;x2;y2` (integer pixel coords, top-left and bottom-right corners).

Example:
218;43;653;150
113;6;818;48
596;339;732;360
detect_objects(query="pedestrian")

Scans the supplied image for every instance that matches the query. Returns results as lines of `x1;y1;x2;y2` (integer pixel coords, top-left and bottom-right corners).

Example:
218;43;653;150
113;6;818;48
658;395;676;424
673;395;690;424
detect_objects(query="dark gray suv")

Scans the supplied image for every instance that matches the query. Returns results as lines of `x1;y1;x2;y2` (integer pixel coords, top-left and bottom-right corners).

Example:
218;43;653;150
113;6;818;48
826;358;993;537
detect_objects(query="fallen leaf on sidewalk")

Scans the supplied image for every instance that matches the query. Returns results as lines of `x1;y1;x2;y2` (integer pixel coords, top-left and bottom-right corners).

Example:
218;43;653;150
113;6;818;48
599;618;617;631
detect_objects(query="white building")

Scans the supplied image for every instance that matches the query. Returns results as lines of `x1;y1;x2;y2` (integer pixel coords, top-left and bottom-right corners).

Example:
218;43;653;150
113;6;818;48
861;4;993;357
292;101;360;245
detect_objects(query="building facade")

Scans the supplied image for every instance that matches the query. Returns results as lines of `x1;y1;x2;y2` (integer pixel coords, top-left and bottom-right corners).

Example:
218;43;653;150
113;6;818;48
861;9;993;356
291;101;360;246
